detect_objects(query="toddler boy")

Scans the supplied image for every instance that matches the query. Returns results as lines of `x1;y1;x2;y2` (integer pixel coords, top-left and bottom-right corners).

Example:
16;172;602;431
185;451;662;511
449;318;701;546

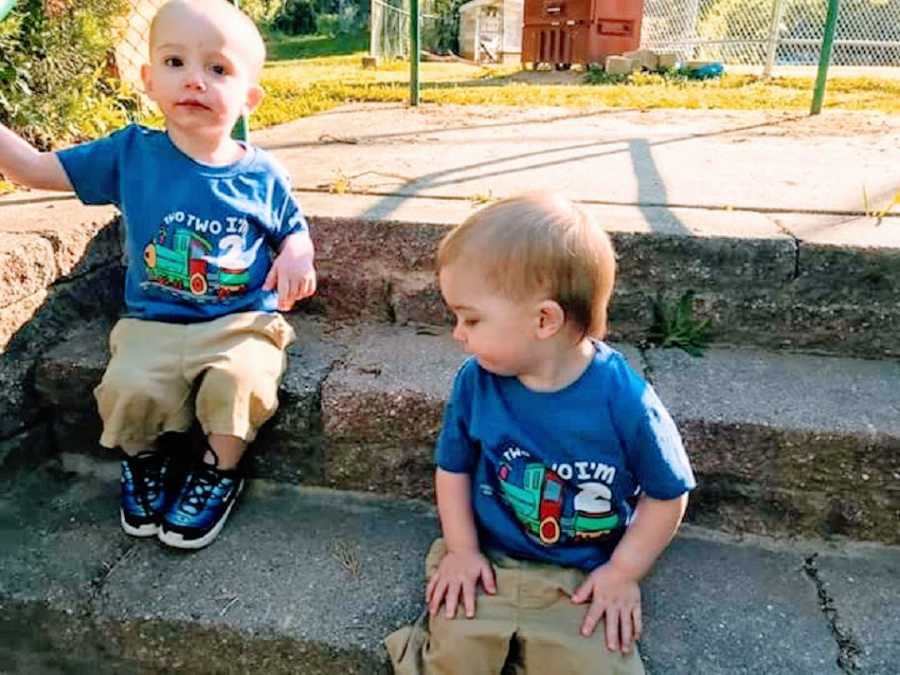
0;0;315;549
387;193;695;673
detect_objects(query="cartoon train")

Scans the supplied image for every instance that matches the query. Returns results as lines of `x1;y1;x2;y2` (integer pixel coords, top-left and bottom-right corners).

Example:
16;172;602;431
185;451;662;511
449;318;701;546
144;230;249;298
498;462;619;545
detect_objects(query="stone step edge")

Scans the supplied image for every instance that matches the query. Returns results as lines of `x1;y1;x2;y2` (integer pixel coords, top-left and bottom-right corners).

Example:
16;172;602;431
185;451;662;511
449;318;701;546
31;318;900;450
23;319;900;545
4;197;900;359
58;453;899;558
7;459;898;675
1;600;390;675
1;462;440;675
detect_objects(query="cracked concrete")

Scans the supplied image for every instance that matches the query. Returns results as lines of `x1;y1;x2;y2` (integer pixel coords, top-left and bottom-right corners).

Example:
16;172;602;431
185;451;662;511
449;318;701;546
4;460;899;674
803;553;863;673
812;547;900;674
767;215;803;281
800;545;900;675
88;542;141;601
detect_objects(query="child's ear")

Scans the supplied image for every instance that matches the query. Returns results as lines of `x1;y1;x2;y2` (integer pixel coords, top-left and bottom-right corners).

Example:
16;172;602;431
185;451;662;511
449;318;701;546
140;63;153;95
245;84;264;113
535;300;565;339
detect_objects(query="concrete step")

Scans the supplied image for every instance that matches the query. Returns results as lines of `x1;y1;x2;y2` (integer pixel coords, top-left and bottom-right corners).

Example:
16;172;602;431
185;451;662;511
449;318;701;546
3;194;899;363
0;201;122;354
2;458;898;674
25;318;900;545
299;191;900;361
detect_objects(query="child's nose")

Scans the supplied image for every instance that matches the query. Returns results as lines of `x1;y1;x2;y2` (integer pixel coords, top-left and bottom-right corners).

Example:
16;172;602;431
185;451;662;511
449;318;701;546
183;69;206;90
452;322;465;343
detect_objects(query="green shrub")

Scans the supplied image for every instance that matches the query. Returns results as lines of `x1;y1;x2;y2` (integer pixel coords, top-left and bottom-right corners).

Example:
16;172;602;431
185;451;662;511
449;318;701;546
583;64;630;85
422;0;465;54
273;0;317;34
316;11;339;35
0;0;136;148
240;0;287;23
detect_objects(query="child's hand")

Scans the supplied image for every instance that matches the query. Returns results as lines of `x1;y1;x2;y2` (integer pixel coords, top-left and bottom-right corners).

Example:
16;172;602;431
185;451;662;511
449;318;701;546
425;549;496;619
571;563;642;654
263;232;316;311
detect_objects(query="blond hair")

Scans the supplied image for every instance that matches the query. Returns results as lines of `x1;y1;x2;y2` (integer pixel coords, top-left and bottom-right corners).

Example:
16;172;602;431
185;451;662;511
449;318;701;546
437;193;616;338
149;0;266;80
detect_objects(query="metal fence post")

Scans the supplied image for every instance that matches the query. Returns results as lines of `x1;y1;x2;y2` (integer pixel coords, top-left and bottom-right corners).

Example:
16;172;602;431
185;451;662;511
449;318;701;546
685;0;700;59
370;0;379;56
410;0;420;105
763;0;786;77
811;0;840;115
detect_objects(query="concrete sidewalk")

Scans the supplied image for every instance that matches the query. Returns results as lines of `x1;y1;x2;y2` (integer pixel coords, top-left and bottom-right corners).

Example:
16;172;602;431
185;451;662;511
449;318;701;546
5;106;899;359
2;104;898;248
248;104;900;244
3;104;899;675
2;459;899;675
2;105;898;321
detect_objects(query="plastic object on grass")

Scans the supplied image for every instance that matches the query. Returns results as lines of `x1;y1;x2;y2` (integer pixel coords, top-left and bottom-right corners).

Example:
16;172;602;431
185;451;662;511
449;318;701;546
679;62;725;79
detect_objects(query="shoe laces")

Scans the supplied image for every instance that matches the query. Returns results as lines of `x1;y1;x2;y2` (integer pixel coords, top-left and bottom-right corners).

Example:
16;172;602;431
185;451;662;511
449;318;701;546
127;452;166;505
178;464;229;516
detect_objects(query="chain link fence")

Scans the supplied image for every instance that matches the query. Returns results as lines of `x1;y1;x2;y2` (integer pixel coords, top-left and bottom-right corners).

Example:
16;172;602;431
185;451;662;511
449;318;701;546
114;0;164;114
641;0;900;71
117;0;424;78
370;0;452;59
118;0;898;76
370;0;900;70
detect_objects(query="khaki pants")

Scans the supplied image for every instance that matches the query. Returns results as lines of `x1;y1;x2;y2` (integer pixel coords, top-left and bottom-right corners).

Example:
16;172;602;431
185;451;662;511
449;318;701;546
386;539;645;675
94;311;295;450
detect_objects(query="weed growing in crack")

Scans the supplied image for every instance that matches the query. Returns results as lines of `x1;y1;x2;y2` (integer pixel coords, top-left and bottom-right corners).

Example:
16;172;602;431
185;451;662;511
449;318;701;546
646;290;712;357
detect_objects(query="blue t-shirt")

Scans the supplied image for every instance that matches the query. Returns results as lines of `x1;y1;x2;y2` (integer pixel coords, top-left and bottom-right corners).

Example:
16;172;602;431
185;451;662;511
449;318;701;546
57;124;308;322
436;343;696;572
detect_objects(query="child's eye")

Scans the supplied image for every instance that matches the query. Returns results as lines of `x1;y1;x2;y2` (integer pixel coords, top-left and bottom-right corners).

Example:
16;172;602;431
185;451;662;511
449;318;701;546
209;64;227;76
463;318;479;327
163;56;183;67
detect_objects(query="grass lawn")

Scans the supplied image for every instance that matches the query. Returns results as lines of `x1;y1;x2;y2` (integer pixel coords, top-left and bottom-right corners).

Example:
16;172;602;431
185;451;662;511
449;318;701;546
252;30;900;131
265;29;369;60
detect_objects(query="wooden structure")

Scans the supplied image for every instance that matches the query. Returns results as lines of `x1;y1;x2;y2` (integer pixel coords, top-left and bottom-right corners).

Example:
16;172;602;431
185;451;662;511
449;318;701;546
522;0;644;68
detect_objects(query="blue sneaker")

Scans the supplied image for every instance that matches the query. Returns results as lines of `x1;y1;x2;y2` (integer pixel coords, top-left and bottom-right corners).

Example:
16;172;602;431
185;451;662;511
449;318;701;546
120;451;170;537
158;462;244;550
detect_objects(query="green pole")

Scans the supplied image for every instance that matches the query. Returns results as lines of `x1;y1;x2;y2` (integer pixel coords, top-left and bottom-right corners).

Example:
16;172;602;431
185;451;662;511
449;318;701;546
810;0;840;115
410;0;420;106
232;114;249;142
0;0;16;22
230;0;250;139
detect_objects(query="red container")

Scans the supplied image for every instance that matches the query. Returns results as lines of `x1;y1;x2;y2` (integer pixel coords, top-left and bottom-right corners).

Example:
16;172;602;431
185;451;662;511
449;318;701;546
522;0;644;68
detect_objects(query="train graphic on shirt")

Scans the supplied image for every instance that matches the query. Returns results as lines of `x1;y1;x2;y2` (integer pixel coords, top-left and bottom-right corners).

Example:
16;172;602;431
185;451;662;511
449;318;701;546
142;226;261;301
497;461;621;545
